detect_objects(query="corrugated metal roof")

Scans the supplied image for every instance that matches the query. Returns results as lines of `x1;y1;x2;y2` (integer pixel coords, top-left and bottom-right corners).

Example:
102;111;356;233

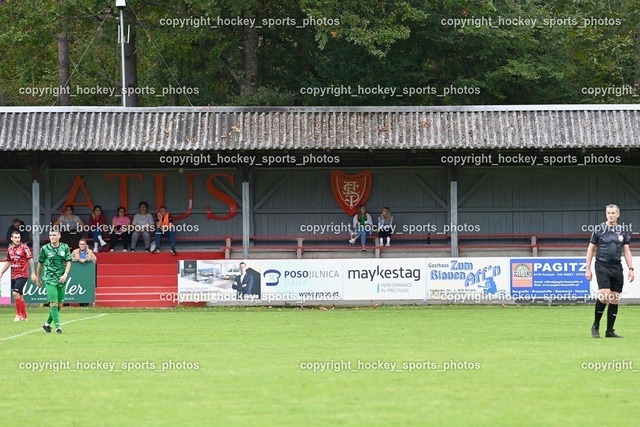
0;105;638;151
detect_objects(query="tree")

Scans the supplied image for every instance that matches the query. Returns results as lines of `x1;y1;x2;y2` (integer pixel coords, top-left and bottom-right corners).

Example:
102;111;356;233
0;0;638;107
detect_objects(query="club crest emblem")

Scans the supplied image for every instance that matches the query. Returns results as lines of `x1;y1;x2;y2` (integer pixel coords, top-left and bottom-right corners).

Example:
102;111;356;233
331;170;372;216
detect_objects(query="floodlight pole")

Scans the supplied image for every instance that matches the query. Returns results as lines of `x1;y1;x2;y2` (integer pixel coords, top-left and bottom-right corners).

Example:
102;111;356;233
117;0;127;107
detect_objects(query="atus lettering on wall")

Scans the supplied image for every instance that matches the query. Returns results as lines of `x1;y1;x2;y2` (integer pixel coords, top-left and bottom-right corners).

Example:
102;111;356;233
61;173;238;220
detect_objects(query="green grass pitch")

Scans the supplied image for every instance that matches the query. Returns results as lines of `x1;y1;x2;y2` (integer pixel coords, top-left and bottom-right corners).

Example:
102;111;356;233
1;305;639;426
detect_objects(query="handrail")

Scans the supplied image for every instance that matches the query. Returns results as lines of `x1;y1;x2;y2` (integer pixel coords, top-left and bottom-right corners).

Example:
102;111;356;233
16;232;594;260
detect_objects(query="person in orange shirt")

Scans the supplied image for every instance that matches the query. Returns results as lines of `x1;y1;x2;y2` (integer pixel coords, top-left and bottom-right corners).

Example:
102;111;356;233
152;205;177;255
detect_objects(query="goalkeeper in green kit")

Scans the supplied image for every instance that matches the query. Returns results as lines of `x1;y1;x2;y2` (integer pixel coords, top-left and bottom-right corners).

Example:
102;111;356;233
35;229;71;334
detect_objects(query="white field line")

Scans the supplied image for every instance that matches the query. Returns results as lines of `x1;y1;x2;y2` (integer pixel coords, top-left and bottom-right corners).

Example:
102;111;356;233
1;313;107;341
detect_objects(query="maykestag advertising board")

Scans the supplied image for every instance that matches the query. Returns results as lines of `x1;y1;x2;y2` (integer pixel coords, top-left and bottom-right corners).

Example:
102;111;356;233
511;258;590;302
426;258;511;302
341;258;426;300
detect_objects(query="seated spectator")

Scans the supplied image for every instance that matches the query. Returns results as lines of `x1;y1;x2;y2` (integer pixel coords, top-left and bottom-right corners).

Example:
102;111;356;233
152;205;177;255
89;205;108;252
349;205;373;251
72;238;96;307
109;206;131;252
378;206;394;246
72;238;97;263
129;201;154;252
54;205;84;250
6;218;29;246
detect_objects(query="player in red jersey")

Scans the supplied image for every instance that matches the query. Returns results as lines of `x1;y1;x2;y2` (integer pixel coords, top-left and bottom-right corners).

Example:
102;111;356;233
0;230;36;321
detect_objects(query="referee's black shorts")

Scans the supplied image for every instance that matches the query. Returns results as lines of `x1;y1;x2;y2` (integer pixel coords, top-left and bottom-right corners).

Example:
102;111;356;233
594;261;624;293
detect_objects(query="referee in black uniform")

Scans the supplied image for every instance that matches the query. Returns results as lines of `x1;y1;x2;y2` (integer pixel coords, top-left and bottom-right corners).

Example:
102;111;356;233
585;204;634;338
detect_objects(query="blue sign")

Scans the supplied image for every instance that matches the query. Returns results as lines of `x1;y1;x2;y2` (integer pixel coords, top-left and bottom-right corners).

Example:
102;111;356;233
510;258;590;301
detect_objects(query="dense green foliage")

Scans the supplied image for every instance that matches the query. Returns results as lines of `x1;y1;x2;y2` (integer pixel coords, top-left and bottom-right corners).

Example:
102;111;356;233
0;0;638;106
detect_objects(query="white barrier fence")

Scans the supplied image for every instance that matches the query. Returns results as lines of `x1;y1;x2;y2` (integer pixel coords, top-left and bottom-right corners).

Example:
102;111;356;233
175;257;640;305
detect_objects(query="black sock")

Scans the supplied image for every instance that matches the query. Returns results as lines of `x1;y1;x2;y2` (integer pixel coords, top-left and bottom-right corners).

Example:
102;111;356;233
594;300;606;327
606;304;619;332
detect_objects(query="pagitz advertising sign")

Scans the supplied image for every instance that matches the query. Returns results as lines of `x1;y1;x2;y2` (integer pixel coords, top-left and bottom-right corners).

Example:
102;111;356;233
427;258;510;302
510;258;590;301
342;258;426;300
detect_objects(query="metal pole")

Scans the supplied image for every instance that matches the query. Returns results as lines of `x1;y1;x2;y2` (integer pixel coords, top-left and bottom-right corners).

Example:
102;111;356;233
32;180;40;261
242;181;250;259
450;180;458;257
119;8;127;107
